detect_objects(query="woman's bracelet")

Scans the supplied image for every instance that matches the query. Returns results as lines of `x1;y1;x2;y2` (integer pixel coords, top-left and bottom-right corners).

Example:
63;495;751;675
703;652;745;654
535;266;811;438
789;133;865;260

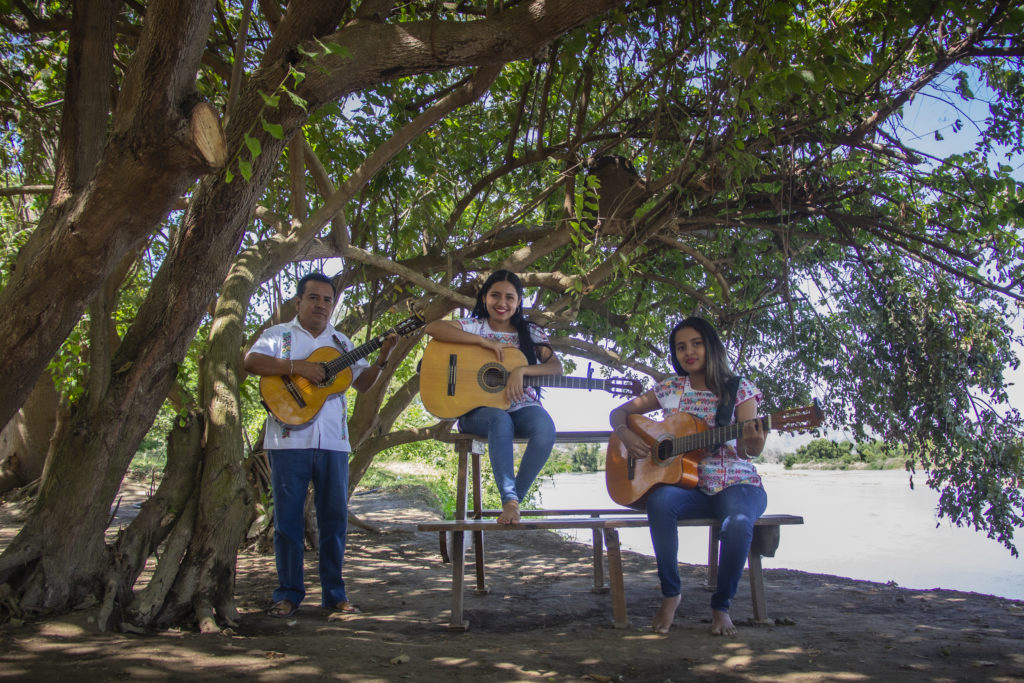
289;360;294;375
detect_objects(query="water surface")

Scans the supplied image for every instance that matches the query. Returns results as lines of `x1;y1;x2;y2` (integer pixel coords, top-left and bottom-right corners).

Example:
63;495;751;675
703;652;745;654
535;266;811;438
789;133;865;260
535;464;1024;600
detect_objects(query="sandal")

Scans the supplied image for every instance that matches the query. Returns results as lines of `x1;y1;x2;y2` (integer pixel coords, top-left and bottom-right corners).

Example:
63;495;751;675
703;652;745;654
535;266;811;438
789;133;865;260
268;600;299;618
328;600;361;614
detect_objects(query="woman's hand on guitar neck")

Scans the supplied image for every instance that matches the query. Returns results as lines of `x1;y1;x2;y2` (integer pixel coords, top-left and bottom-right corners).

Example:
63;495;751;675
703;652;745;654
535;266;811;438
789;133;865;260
736;417;766;459
505;365;525;403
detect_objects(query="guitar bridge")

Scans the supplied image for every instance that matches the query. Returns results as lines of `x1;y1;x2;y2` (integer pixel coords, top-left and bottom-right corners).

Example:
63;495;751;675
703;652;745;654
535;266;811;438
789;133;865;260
627;455;635;480
282;378;307;408
446;354;457;396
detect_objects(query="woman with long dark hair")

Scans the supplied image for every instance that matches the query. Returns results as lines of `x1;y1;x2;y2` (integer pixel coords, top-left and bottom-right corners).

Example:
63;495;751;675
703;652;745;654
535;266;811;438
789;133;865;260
609;316;767;636
425;270;561;524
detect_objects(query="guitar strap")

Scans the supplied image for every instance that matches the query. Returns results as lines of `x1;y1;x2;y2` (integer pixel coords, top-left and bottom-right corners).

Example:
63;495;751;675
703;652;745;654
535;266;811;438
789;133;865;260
707;375;741;452
714;376;742;427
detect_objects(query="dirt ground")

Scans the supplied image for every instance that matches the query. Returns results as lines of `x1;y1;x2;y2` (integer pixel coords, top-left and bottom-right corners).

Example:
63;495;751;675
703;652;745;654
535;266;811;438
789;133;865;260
1;484;1023;682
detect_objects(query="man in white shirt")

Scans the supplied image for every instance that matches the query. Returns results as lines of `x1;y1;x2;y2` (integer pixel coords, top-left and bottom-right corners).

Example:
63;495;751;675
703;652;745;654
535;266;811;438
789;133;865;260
244;272;396;618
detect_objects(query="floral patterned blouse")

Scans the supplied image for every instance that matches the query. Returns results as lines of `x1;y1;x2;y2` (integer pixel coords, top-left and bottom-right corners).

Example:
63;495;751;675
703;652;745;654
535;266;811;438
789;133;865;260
455;318;550;412
652;375;764;495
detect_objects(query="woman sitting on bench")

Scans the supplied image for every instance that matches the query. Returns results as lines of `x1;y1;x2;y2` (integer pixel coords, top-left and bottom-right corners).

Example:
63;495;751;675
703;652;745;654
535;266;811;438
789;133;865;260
609;316;766;636
424;270;562;525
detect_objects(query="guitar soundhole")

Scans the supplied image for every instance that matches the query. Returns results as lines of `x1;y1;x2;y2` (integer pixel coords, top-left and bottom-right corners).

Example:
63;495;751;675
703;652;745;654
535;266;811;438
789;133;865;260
656;440;673;463
477;363;507;394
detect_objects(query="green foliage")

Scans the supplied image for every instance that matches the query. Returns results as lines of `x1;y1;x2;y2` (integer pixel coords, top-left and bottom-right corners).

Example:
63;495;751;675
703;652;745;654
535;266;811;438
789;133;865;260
130;405;177;476
2;0;1022;561
783;438;909;470
569;443;603;473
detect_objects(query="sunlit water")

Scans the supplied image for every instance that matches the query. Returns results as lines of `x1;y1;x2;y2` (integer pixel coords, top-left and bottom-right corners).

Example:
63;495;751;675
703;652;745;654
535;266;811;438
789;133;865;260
534;464;1024;601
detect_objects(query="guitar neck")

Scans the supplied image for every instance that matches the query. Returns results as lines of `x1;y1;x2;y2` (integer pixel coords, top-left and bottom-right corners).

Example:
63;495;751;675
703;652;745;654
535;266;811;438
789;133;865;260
323;333;389;374
524;375;617;392
669;415;773;455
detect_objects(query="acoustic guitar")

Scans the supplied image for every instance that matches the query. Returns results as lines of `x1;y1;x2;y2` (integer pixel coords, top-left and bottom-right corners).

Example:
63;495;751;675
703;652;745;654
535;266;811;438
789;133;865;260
419;339;643;419
605;403;823;507
259;314;425;425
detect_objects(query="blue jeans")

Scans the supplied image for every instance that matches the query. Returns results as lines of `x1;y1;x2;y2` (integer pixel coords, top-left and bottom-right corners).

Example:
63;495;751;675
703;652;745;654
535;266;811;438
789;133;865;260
458;405;556;505
268;448;349;607
645;483;767;612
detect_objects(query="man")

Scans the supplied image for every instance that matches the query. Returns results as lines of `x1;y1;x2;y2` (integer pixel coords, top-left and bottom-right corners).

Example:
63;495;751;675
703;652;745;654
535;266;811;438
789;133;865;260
244;272;396;618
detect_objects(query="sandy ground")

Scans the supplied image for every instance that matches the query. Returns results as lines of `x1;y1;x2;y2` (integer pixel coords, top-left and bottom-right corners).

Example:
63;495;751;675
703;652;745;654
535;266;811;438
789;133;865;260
1;484;1023;682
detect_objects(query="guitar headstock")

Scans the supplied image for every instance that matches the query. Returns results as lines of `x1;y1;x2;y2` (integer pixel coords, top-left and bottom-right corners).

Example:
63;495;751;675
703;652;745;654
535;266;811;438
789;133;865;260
393;312;426;337
606;377;645;398
770;400;824;433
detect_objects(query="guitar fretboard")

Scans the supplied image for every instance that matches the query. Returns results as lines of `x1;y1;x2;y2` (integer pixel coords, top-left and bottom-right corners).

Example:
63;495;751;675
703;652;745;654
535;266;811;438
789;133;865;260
319;317;422;377
323;334;388;376
665;416;774;458
524;375;619;392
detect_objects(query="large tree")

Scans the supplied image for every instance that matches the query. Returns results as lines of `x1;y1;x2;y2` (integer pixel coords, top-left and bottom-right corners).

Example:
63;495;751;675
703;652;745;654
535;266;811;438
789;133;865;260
0;0;629;627
0;0;1022;630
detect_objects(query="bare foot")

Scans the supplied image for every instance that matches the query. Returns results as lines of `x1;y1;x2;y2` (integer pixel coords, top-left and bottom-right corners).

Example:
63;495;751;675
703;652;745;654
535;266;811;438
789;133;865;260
710;609;737;636
652;594;681;634
497;500;520;524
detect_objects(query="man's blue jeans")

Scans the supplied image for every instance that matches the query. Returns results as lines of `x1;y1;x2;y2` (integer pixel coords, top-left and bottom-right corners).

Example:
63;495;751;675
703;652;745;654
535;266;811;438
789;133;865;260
645;483;768;612
458;405;556;505
268;448;349;607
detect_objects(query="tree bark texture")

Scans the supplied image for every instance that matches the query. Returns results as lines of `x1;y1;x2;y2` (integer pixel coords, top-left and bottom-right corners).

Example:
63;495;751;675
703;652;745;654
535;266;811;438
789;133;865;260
0;374;57;494
0;0;220;432
102;411;203;630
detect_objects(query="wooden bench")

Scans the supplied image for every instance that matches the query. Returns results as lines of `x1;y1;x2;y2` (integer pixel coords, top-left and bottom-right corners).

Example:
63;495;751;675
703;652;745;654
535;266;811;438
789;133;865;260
417;431;803;630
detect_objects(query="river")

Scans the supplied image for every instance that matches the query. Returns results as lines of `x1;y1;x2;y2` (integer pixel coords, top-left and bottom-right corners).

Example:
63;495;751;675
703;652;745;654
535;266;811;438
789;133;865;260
534;464;1024;601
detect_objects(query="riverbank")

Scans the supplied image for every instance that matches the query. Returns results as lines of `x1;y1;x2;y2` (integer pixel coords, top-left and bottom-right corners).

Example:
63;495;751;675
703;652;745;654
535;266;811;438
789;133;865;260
2;485;1023;681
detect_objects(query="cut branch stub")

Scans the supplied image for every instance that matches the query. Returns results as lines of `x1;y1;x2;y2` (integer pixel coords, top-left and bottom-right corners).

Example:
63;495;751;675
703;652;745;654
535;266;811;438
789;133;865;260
189;102;228;169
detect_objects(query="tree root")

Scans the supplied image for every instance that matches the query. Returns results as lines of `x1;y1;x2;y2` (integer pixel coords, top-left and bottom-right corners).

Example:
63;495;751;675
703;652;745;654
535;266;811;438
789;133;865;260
349;511;382;534
195;599;219;634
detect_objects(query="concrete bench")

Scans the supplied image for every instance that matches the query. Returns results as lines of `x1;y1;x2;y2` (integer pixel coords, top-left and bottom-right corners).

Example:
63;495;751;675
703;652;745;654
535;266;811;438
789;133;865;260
418;431;803;630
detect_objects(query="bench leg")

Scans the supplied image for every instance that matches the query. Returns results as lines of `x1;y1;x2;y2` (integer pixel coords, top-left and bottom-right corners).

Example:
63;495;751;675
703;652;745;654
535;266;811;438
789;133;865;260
471;451;488;594
746;551;772;624
591;528;608;593
473;530;488;595
448;441;471;631
602;528;631;629
447;530;469;631
439;531;450;563
706;525;720;590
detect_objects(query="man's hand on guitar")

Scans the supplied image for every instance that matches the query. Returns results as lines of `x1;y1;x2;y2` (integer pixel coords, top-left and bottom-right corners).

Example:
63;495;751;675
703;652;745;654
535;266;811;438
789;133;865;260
293;359;327;384
378;332;398;365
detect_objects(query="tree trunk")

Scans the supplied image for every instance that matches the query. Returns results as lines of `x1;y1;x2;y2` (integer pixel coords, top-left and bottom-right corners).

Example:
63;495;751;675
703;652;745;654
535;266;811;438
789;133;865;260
0;374;58;495
0;0;633;628
0;0;221;431
143;249;266;630
101;410;204;630
0;347;179;613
